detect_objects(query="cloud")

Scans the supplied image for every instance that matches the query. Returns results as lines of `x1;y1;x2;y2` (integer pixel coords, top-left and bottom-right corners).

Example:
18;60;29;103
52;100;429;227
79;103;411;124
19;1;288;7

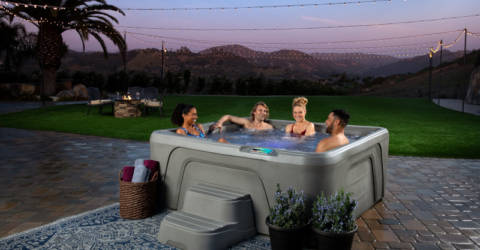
300;16;343;25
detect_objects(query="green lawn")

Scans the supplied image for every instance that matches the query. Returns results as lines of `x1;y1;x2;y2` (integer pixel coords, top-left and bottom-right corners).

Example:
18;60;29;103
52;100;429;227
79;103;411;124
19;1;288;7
1;96;479;158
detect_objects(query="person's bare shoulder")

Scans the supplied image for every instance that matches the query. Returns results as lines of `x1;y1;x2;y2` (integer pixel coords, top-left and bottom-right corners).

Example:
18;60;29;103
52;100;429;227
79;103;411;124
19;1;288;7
285;123;293;133
265;122;274;129
176;128;187;135
305;122;316;136
315;136;333;152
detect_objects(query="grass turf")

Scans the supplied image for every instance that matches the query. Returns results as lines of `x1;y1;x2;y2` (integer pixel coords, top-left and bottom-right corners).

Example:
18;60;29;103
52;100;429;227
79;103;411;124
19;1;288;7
1;95;479;159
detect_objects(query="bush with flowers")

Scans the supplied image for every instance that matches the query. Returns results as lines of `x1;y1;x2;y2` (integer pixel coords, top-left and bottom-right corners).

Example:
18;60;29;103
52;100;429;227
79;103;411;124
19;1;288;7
268;184;307;229
312;189;357;233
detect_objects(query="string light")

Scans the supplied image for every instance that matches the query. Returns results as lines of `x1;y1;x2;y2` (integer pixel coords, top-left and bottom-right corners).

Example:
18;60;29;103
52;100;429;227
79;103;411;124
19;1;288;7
128;31;436;52
427;29;465;59
193;49;428;60
116;14;480;31
135;31;477;60
0;0;401;12
127;33;430;61
125;29;460;60
0;0;68;10
128;42;427;60
125;30;463;48
119;0;400;11
0;0;121;16
467;31;480;38
442;30;465;49
3;1;477;60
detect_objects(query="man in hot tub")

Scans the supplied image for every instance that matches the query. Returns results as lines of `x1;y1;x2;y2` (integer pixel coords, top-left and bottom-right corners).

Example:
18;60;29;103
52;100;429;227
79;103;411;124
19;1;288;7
212;101;274;131
315;109;350;152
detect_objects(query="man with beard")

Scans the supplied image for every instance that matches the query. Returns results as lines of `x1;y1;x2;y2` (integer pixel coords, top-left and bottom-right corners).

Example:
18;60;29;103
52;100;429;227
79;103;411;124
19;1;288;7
212;101;273;131
315;109;350;153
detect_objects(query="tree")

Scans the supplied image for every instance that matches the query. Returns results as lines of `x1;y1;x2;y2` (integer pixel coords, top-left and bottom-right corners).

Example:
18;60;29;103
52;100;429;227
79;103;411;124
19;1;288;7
0;15;36;72
8;0;126;97
475;50;480;67
183;69;191;93
106;71;128;92
72;71;105;89
130;71;151;87
196;77;206;93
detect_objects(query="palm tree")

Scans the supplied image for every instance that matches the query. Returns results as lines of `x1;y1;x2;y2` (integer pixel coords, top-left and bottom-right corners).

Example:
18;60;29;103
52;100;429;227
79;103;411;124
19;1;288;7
7;0;126;97
0;15;36;72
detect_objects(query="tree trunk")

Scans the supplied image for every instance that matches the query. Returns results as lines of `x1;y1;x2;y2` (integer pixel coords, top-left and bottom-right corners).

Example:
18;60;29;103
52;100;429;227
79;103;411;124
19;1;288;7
42;67;57;96
37;23;63;97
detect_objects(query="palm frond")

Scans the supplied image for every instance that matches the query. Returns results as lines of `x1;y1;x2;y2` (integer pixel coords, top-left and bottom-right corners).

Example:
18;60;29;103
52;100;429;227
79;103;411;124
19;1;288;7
7;0;126;64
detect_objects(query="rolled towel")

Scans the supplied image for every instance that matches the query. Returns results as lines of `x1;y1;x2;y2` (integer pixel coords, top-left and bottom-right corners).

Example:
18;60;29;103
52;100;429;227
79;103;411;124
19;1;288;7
144;160;159;181
132;159;150;183
135;159;145;169
144;168;151;182
144;160;159;173
121;166;135;182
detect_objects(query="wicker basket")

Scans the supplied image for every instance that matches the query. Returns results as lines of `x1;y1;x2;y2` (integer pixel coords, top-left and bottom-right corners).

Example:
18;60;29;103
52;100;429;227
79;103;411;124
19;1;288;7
119;170;159;219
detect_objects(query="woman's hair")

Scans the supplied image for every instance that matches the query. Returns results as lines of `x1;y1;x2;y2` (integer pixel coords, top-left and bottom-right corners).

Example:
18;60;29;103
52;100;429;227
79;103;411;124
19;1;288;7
250;101;269;121
171;103;195;126
292;97;308;108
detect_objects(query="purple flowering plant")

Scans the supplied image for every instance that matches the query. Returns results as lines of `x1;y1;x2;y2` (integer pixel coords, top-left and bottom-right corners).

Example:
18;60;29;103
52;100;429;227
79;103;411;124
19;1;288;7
312;189;357;233
268;184;307;229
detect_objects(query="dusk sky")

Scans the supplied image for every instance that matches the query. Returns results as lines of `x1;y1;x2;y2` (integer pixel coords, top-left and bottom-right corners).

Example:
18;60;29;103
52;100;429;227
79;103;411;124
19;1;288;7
19;0;480;57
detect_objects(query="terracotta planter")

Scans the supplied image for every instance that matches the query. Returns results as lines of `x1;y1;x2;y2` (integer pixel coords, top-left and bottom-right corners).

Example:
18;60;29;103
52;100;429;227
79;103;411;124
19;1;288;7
312;225;358;250
266;217;308;250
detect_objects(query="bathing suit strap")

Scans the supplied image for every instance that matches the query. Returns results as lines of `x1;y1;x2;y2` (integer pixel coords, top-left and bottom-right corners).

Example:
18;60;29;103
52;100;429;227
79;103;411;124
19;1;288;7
193;124;206;138
180;127;190;135
181;125;205;138
291;124;307;136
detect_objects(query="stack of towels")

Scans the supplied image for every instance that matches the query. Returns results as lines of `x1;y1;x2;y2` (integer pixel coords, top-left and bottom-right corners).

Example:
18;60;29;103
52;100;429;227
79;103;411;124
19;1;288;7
121;159;160;183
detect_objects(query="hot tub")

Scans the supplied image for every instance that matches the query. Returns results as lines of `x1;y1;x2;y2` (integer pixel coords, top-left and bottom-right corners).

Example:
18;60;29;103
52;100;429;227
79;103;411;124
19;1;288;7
150;119;388;235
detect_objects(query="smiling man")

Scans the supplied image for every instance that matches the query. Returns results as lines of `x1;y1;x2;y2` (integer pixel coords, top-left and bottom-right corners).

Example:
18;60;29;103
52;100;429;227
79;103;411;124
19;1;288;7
212;101;273;131
315;109;350;153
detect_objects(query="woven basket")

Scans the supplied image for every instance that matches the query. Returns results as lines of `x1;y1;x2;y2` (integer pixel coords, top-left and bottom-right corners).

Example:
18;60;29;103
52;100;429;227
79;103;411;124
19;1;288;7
119;170;159;219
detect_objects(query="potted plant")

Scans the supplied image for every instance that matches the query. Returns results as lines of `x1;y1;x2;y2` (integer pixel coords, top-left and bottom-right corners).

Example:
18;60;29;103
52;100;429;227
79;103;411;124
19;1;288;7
266;184;308;250
311;189;358;250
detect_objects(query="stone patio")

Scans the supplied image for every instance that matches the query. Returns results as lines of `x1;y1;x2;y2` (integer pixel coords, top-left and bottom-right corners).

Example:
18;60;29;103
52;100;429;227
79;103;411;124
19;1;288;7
0;127;479;249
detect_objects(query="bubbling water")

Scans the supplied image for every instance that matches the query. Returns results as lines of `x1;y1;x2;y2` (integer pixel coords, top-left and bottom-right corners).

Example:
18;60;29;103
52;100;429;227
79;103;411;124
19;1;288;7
207;128;361;152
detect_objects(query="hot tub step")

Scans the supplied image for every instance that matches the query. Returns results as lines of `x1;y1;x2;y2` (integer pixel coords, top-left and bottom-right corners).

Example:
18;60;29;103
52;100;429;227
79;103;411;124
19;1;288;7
158;183;256;249
181;183;255;227
158;211;256;250
189;183;249;200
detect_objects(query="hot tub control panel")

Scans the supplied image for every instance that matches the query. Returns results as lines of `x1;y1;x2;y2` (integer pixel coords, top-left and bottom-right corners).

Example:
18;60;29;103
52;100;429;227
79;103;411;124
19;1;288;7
240;146;277;156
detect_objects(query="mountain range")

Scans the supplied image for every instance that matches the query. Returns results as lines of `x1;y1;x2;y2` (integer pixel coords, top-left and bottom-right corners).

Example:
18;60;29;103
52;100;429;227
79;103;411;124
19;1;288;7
21;44;465;79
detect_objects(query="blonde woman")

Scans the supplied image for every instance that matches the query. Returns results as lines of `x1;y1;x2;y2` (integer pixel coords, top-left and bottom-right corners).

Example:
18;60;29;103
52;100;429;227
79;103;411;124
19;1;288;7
285;97;316;136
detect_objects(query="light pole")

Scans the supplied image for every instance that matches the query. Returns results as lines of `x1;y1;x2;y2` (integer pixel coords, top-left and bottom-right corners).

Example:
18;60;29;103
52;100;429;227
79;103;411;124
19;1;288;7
428;52;433;101
462;28;467;113
161;40;166;81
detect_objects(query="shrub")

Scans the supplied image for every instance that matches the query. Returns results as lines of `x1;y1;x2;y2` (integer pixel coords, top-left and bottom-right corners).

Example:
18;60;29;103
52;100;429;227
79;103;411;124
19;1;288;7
268;184;307;229
312;189;357;233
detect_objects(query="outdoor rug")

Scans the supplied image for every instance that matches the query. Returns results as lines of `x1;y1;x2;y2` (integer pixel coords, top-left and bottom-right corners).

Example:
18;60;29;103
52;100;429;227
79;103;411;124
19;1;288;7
0;203;271;249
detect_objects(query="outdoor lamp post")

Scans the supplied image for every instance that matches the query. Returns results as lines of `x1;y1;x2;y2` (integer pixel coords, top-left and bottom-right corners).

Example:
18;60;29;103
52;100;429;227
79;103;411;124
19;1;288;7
428;52;433;101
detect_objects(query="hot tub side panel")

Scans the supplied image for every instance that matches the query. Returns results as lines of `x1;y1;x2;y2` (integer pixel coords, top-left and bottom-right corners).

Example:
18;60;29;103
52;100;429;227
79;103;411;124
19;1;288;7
150;126;388;235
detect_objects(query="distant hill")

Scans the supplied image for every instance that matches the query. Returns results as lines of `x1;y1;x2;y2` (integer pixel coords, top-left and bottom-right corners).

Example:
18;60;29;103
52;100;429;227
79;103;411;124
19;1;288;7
197;45;335;79
48;45;338;80
17;44;467;80
363;50;465;77
358;50;478;98
311;53;400;76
